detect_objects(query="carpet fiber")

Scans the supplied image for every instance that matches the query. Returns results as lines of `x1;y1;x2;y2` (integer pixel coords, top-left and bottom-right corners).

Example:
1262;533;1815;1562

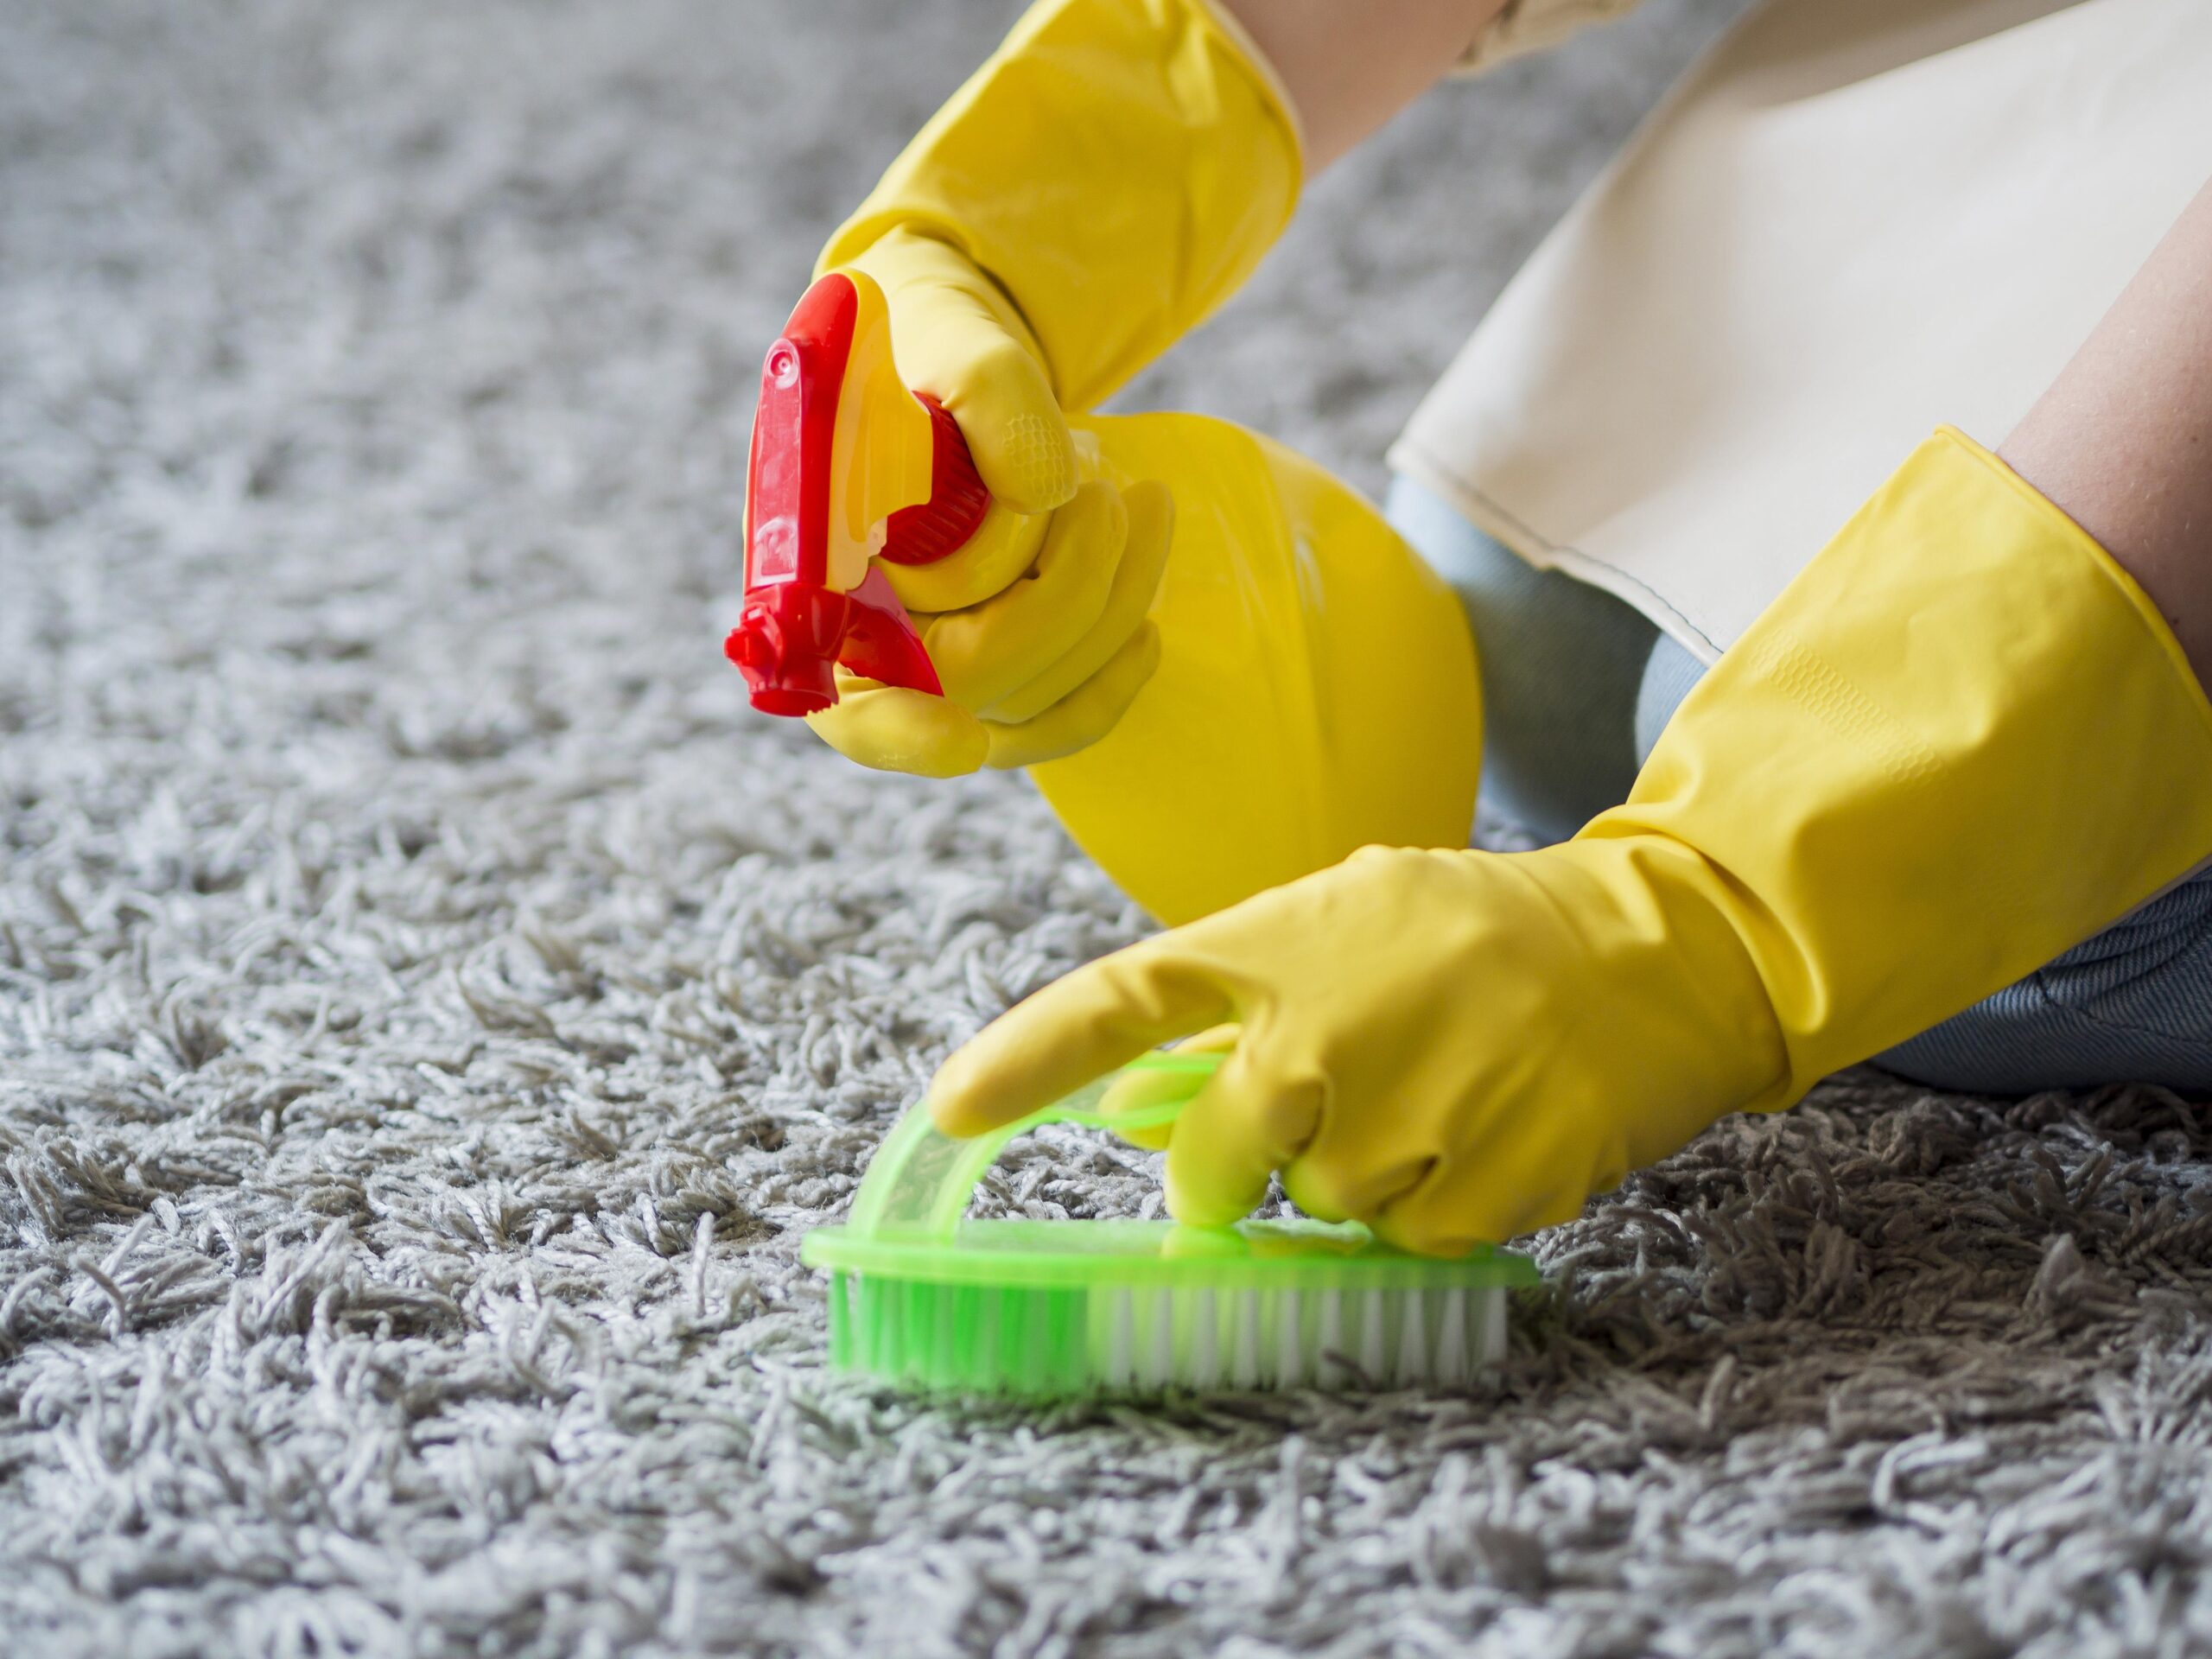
8;2;2212;1654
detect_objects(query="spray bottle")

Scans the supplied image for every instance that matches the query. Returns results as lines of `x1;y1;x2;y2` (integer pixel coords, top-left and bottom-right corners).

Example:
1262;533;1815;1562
729;273;1484;925
724;270;988;715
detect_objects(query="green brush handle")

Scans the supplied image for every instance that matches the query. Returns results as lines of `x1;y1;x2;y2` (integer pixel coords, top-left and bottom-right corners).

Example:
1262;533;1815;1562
847;1052;1224;1243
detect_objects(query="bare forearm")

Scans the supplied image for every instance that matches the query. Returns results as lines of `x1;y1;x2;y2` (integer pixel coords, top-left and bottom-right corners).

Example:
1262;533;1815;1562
1218;0;1508;171
2002;179;2212;691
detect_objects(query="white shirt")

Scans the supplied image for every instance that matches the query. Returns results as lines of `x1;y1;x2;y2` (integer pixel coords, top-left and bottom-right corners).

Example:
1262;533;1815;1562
1395;0;2212;662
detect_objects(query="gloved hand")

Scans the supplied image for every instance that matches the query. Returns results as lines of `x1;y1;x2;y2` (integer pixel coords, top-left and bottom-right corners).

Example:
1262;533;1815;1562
835;229;1083;613
806;471;1175;776
816;0;1301;615
931;430;2212;1253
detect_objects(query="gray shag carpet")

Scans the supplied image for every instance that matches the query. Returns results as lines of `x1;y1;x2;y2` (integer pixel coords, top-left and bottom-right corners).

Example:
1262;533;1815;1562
8;1;2212;1654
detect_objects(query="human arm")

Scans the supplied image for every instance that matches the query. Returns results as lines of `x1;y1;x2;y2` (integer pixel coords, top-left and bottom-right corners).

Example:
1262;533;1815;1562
2002;178;2212;691
1222;0;1507;171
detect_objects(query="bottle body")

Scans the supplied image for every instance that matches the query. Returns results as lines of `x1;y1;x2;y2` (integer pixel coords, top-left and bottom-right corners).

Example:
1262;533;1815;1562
1033;415;1483;925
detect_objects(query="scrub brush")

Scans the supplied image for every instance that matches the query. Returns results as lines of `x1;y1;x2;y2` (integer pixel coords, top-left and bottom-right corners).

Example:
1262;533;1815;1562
802;1053;1538;1396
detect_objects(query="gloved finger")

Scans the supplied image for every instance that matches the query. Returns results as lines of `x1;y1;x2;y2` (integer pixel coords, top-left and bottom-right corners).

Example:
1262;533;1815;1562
1096;1021;1241;1152
920;483;1126;711
1370;1173;1576;1258
1367;1209;1474;1262
849;230;1078;516
802;677;989;778
879;494;1051;616
1281;1148;1437;1230
928;926;1245;1139
1162;1040;1325;1227
1370;1109;1611;1255
944;330;1081;515
984;479;1173;724
1368;1191;1513;1262
881;429;1111;615
980;621;1159;770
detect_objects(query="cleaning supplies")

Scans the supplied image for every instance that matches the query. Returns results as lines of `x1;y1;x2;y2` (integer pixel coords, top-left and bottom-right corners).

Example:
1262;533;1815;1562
725;269;989;715
804;1052;1538;1395
729;267;1171;779
929;429;2212;1250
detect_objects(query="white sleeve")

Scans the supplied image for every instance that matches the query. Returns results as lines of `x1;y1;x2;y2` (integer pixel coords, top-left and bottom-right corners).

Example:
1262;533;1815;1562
1453;0;1646;75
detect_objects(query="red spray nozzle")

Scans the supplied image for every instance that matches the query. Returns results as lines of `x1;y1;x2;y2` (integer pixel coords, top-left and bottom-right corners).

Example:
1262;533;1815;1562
724;565;942;716
729;271;990;716
724;585;840;716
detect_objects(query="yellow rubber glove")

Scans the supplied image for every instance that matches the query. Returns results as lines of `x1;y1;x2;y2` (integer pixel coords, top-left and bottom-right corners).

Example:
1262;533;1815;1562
931;429;2212;1253
819;0;1301;613
805;471;1175;776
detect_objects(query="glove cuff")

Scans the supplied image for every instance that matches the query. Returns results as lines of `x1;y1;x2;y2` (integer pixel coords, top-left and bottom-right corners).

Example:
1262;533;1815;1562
817;0;1304;413
1588;426;2212;1110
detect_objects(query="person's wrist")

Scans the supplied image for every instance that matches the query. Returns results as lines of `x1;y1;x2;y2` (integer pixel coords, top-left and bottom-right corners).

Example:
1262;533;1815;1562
1540;833;1793;1145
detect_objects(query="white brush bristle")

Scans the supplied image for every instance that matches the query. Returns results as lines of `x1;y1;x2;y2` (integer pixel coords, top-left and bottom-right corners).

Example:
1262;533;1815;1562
1088;1282;1508;1392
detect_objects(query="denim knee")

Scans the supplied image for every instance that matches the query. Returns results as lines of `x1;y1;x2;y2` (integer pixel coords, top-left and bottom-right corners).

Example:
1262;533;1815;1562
1633;632;1707;768
1877;875;2212;1094
1386;476;1655;845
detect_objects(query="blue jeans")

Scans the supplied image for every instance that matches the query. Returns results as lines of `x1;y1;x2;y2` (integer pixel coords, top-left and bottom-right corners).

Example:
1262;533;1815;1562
1387;475;2212;1095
